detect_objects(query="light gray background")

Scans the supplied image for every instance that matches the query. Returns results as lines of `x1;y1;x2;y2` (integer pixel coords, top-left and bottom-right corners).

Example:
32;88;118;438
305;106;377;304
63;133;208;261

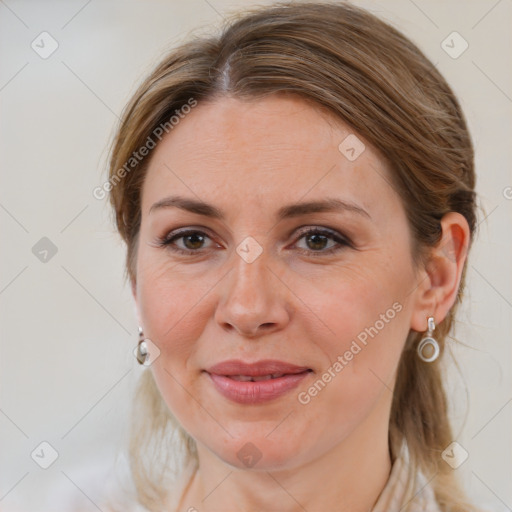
0;1;510;511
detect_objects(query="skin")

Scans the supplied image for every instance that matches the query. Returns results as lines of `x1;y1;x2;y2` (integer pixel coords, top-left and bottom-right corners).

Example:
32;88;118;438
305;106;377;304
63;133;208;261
131;94;470;512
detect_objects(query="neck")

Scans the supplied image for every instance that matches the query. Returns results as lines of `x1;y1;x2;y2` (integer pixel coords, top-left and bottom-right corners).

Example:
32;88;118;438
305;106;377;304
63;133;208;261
178;400;393;512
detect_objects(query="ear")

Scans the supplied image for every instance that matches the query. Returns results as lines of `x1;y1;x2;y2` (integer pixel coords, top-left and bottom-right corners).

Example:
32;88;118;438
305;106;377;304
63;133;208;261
410;212;471;332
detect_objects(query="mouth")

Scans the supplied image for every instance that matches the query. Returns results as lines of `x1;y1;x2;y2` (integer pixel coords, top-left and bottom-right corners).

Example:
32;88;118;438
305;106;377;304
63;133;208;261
204;359;313;404
228;373;292;382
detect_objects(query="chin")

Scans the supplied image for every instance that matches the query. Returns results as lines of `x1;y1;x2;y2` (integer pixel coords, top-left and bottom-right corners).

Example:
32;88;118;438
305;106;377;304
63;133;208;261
202;433;308;472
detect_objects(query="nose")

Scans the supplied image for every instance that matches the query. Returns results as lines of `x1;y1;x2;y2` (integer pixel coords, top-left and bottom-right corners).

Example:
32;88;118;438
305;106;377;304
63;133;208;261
214;248;291;339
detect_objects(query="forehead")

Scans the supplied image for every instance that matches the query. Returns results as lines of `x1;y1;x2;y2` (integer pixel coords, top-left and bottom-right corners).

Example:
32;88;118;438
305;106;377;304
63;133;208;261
141;95;401;224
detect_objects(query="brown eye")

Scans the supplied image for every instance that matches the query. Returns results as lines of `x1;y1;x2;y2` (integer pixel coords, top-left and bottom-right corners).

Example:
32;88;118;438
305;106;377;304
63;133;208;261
181;232;207;250
294;227;351;256
304;232;330;251
158;229;217;255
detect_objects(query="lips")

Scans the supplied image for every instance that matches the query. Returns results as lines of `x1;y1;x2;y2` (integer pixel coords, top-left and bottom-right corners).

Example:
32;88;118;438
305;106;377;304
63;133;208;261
205;359;312;404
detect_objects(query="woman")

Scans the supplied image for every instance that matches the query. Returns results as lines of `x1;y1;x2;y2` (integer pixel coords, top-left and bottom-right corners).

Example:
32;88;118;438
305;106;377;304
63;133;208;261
105;2;482;511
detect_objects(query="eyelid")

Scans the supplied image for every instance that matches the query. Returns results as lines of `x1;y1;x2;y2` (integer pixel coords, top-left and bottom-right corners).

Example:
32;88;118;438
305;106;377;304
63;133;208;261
293;225;350;242
290;226;352;255
160;227;220;252
156;225;352;255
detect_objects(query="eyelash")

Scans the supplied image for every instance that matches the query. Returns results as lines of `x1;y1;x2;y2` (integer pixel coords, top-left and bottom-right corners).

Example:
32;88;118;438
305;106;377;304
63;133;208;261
155;227;352;257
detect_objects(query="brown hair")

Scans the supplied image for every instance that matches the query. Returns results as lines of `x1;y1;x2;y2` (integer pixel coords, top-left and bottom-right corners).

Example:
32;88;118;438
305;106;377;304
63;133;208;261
107;2;479;510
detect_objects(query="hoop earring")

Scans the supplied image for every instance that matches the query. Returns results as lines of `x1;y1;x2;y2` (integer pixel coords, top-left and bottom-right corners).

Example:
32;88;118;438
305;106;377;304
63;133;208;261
417;316;440;362
136;326;148;365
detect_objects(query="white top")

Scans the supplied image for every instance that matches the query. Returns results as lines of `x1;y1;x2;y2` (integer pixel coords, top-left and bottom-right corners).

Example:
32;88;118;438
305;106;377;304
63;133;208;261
370;443;442;512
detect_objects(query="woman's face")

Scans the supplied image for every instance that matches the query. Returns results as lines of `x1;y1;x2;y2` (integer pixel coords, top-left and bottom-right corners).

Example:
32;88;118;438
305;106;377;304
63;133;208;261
133;94;423;471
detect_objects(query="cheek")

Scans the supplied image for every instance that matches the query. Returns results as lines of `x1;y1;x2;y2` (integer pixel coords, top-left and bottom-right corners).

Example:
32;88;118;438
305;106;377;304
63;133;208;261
293;286;409;445
294;259;408;350
137;265;211;434
291;258;412;410
135;258;219;426
136;255;211;353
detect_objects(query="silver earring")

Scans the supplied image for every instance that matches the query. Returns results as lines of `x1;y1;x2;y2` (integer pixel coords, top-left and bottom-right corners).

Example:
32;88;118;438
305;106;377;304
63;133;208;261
417;316;440;362
136;326;148;365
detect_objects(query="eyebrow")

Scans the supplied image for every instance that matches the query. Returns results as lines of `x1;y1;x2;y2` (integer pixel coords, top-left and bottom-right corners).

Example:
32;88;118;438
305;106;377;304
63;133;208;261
149;195;371;221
